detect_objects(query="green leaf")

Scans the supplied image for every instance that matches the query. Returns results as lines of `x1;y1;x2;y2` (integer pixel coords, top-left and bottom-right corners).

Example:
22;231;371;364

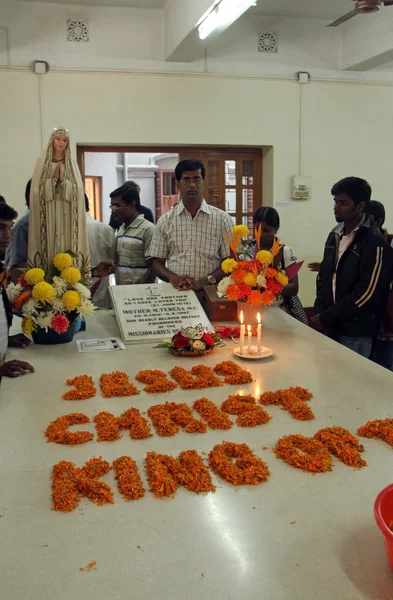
153;342;173;349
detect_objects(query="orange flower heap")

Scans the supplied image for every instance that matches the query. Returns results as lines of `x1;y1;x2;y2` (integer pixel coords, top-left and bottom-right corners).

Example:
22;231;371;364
135;370;177;393
213;360;253;385
99;371;140;398
260;386;314;421
145;450;215;498
93;411;122;442
62;375;96;401
357;418;393;447
221;394;271;428
45;413;94;445
193;398;233;430
148;402;206;436
208;442;270;486
118;408;152;440
112;456;145;501
314;427;367;468
51;457;114;512
273;434;332;473
169;365;222;390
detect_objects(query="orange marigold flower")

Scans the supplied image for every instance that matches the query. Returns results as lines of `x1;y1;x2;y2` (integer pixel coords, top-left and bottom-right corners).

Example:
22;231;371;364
261;289;276;305
237;283;252;299
357;418;393;447
264;267;278;279
118;408;152;439
93;411;122;442
231;269;247;284
226;284;241;301
135;370;167;384
247;290;264;305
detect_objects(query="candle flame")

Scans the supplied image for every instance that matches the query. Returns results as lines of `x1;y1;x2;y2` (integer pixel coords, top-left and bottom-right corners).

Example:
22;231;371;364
257;312;261;324
240;310;243;324
247;325;251;332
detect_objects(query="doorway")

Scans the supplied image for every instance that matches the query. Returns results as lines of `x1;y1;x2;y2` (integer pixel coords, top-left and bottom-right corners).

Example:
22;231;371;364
77;145;263;226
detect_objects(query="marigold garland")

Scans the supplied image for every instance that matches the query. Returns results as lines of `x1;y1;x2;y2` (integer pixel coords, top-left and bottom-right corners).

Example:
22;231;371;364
12;290;31;310
357;418;393;447
45;413;94;445
193;398;233;430
213;360;253;385
314;427;367;469
208;442;270;486
112;456;145;501
99;371;140;398
145;450;215;498
51;457;114;512
118;408;153;439
93;411;122;442
273;434;332;473
62;375;96;401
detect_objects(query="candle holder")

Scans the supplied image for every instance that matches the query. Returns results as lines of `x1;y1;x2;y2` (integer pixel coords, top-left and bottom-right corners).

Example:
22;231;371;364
233;345;273;360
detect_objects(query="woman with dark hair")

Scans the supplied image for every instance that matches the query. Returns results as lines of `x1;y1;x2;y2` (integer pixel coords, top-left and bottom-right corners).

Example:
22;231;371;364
242;207;308;324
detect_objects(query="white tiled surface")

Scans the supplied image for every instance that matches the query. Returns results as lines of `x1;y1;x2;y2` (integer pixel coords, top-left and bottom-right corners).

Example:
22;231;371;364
1;308;393;600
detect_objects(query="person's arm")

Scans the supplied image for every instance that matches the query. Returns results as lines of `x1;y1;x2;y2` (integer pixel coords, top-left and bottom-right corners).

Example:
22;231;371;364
319;241;391;329
152;258;193;290
5;218;29;283
0;359;34;378
282;274;299;297
143;225;157;284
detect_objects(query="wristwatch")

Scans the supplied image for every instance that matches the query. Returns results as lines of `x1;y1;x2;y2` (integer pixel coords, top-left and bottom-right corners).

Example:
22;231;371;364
207;275;217;285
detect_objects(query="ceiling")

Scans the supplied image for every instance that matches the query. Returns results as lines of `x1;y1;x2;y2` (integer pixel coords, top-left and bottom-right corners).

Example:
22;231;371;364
19;0;167;7
252;0;352;19
18;0;351;18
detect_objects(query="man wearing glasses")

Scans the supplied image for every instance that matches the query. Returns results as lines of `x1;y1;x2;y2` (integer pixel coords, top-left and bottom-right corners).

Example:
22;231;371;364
150;159;232;291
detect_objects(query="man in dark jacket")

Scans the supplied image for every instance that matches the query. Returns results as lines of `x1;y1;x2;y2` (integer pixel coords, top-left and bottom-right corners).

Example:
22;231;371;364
312;177;393;358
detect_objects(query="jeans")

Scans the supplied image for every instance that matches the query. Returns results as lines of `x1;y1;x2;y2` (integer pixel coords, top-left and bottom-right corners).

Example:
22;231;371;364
370;339;393;371
338;335;372;358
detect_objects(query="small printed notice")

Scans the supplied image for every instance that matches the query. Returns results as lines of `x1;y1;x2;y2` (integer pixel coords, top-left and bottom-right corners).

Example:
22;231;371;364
110;283;213;344
76;338;126;353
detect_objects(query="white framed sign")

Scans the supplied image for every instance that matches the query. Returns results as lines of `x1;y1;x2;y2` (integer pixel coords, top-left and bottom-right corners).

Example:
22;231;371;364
110;283;213;344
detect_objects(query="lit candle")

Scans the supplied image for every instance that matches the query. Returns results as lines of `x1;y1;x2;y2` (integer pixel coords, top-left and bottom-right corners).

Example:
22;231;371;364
247;325;252;354
239;310;245;355
257;312;261;354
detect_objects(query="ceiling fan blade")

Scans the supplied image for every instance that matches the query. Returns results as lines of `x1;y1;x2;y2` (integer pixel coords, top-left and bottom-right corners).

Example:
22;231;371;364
327;9;360;27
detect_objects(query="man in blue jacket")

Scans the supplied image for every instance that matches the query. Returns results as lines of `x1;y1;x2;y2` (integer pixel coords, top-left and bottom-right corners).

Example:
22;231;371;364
312;177;393;358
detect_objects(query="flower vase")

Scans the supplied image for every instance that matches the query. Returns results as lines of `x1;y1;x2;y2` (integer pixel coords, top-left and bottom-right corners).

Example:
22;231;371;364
32;322;76;345
236;302;264;326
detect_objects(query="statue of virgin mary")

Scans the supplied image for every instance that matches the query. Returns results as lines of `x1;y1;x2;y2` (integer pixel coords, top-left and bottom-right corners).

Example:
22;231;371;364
28;128;91;283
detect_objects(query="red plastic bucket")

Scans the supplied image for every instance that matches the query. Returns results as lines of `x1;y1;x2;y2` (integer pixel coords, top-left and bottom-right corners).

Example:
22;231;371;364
374;483;393;569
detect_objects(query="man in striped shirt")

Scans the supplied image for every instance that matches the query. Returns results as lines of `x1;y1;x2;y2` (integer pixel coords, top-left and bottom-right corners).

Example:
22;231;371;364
149;159;232;292
313;177;393;358
107;184;155;285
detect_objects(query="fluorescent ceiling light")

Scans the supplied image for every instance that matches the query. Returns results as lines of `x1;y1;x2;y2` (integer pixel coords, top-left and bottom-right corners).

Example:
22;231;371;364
198;0;256;41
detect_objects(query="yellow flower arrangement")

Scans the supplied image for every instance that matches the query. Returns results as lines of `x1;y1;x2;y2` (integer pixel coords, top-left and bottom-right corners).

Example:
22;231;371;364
276;271;289;287
62;290;81;312
25;268;45;286
222;258;238;274
22;317;36;335
256;250;273;265
61;266;81;285
32;281;56;303
53;253;72;271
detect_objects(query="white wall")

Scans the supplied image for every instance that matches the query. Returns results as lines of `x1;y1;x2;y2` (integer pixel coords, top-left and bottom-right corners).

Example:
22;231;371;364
1;68;393;306
85;152;119;225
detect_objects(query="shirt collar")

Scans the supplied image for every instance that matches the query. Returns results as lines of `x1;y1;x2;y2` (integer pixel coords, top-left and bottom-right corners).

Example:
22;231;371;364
119;214;145;233
334;214;366;237
176;199;211;216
